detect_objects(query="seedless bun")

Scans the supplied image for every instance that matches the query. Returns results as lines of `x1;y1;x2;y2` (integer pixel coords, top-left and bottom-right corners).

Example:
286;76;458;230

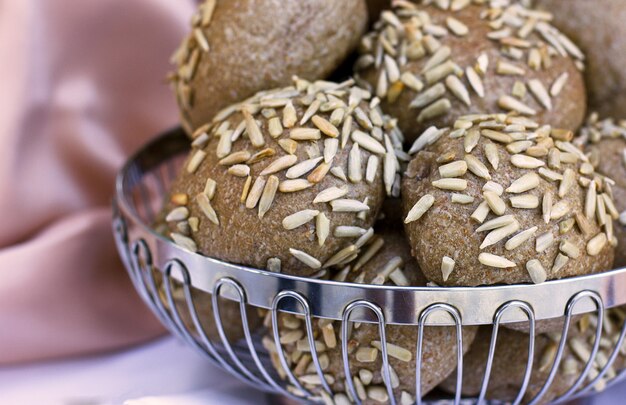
535;0;626;119
402;115;616;286
170;0;368;133
354;0;586;143
580;116;626;268
266;228;477;404
162;78;405;277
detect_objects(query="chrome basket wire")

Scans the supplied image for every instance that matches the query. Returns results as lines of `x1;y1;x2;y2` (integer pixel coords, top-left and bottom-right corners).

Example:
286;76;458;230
113;128;626;405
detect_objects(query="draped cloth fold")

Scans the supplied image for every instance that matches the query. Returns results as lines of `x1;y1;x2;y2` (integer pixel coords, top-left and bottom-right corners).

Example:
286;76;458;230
0;0;195;363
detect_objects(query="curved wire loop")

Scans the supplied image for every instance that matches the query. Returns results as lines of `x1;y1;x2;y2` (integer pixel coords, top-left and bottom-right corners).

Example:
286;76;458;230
552;291;604;403
129;239;179;335
211;278;270;389
478;300;535;405
271;290;332;399
341;300;396;405
416;303;464;405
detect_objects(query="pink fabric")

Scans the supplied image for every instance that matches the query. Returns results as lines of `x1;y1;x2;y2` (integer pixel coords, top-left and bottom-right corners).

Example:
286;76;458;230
0;0;195;363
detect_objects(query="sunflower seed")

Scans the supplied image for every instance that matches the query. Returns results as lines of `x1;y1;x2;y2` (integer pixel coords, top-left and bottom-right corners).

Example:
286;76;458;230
290;128;321;141
410;83;446;109
506;226;538;250
356;347;378;363
452;193;475;204
445;75;471;106
497;61;526;76
242;109;265;148
528;79;552;110
439;160;468;178
476;215;516;233
245;177;266;209
283;210;320;230
330;199;369;212
507;172;540;193
559;240;580;259
260;155;297;176
311;115;339;138
313;186;348;204
371;341;412;362
511;154;545;169
401;72;424;92
527;259;547;284
499;95;537;116
441;256;456;281
471;201;491;223
479;253;516;268
551;200;570;220
552;253;569;273
166;207;189;222
511;194;539;209
539;168;563;182
558;168;575;198
307;162;331;183
349;143;363;183
171;233;197;252
267;117;283;138
219;151;251;166
187;150;207;173
484;191;507;215
286;157;322;179
279;179;313;193
405;194;435;224
433;178;467;191
536;232;554;253
465;154;491;179
418;98;452;122
196;193;219;225
324;138;338;164
482;129;513;144
257;176;279;218
466;66;485;98
481;221;520;249
316;213;330;247
587;233;608;256
352;130;386;154
484;143;500;170
550;73;569;97
228;164;250;177
409;126;445;154
289;248;321;269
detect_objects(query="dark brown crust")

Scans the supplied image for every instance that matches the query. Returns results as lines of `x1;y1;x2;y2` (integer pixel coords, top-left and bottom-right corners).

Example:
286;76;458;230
401;128;614;286
536;0;626;119
173;0;368;132
356;2;586;144
162;79;404;277
269;228;476;403
587;137;626;268
440;308;626;403
439;327;577;404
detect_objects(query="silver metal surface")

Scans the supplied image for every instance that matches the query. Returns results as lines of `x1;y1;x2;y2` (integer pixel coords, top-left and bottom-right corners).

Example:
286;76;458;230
113;128;626;404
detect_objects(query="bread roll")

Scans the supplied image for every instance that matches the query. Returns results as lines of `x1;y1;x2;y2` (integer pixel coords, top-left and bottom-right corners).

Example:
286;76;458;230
170;0;368;134
402;114;616;286
535;0;626;119
265;228;477;404
579;115;626;268
354;0;586;144
162;77;405;277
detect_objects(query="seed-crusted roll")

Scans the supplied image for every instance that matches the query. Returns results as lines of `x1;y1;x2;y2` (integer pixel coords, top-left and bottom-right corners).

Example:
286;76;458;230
579;115;626;268
402;114;616;286
535;0;626;119
264;228;477;404
440;308;626;403
169;0;368;134
161;77;405;277
353;0;586;143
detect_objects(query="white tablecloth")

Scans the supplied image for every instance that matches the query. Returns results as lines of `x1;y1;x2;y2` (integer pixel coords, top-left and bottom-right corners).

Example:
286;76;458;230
1;335;624;405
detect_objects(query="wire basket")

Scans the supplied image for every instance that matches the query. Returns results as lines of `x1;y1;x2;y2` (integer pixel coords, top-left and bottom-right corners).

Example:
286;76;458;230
113;128;626;405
